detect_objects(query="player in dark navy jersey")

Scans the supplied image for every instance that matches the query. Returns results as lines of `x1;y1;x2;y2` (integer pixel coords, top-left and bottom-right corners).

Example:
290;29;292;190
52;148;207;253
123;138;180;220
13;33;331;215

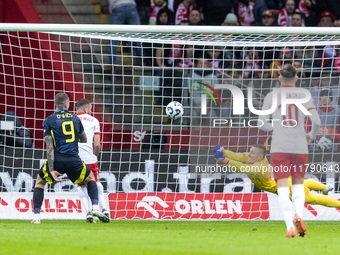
31;93;110;224
43;109;84;161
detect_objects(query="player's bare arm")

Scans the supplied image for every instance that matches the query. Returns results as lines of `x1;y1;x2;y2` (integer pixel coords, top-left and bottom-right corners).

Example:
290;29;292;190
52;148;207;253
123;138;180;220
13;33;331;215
93;134;101;157
45;136;54;171
79;131;87;143
45;135;62;182
306;108;321;144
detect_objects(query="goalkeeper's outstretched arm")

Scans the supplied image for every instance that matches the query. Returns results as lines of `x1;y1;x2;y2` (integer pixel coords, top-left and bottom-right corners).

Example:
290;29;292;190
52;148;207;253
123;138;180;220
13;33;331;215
213;146;265;178
212;144;248;163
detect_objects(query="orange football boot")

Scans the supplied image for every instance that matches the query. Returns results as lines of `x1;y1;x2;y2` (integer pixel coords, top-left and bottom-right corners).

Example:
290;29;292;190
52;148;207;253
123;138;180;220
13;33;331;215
294;214;307;237
286;227;296;238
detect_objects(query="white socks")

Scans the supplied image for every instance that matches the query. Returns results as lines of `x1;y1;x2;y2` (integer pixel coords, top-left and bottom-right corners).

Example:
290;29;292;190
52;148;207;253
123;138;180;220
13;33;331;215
292;184;305;217
97;182;105;210
277;187;294;231
77;186;91;213
78;182;106;213
92;204;100;211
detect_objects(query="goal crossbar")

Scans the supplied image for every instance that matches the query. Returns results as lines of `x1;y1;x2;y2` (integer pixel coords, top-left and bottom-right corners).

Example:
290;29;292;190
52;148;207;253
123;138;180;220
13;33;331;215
2;24;340;47
1;23;340;36
0;23;339;221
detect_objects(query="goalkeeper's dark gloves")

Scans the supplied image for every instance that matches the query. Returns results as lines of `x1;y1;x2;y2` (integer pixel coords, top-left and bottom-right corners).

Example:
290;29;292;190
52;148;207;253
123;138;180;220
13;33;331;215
214;150;230;164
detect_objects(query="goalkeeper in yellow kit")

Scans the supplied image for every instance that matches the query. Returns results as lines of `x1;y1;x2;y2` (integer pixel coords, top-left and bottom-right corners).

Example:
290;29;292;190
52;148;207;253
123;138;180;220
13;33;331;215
213;144;339;208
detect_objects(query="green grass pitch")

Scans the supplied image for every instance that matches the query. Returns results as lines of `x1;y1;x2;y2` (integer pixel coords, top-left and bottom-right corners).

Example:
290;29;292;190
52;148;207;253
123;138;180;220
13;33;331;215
1;220;339;255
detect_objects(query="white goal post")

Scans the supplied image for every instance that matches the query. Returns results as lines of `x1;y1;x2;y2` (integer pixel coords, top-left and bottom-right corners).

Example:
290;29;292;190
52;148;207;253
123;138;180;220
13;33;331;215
0;24;339;220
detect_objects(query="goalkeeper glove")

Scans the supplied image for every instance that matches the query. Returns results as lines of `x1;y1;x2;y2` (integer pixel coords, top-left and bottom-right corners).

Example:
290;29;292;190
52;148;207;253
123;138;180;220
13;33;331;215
213;144;224;152
214;150;229;164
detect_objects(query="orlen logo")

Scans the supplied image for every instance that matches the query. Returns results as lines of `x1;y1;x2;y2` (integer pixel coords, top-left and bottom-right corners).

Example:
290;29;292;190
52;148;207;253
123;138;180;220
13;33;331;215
0;197;8;206
137;196;169;219
109;193;270;220
136;196;243;217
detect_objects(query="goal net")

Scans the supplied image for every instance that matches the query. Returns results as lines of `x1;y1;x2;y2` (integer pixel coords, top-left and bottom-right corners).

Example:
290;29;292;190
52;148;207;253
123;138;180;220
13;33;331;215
0;24;339;220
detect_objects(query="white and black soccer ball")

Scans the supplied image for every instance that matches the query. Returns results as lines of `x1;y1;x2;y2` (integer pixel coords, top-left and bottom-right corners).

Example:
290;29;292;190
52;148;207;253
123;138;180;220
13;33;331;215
165;101;184;120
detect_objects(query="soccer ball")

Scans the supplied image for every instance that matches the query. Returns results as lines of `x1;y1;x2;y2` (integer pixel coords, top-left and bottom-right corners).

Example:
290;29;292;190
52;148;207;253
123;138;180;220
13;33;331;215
166;101;184;120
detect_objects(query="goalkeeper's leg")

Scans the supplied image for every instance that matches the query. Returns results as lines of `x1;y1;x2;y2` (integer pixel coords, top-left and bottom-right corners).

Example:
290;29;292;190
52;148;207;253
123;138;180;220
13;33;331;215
304;179;334;195
306;193;340;208
304;179;326;192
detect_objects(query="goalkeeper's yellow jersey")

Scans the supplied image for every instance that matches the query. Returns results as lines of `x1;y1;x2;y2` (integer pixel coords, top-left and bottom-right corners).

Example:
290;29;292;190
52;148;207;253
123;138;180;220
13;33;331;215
224;150;278;194
220;150;339;208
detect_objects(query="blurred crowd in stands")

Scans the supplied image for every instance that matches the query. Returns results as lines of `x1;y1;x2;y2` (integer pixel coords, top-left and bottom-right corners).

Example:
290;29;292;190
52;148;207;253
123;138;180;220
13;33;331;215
107;0;340;146
107;0;340;82
109;0;340;27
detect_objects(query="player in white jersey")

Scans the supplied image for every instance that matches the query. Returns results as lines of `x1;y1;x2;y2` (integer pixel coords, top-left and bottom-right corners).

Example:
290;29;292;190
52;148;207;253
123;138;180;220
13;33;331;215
258;64;321;237
75;99;109;223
